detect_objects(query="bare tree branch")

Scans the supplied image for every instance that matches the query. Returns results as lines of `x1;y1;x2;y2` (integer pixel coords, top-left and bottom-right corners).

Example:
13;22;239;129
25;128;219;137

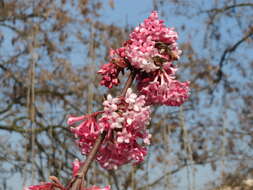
202;3;253;13
214;28;253;84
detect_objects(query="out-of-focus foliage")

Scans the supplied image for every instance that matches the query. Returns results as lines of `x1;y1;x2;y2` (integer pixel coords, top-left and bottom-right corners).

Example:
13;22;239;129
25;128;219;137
0;0;252;190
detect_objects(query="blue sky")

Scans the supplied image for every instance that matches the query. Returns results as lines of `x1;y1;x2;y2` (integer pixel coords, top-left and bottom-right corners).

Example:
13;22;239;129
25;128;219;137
101;0;153;26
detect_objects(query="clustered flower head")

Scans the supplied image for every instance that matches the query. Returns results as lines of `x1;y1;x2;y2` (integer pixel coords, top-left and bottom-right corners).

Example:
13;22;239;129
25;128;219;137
68;88;151;170
137;62;190;106
97;88;151;169
97;48;126;88
124;11;181;72
98;11;189;106
68;113;101;156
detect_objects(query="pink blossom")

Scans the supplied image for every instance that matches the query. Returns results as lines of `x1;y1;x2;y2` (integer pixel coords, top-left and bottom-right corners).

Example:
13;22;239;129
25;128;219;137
72;159;82;177
97;88;151;169
97;140;148;170
68;113;101;156
98;49;127;88
97;62;121;88
67;115;86;125
68;89;151;170
24;183;56;190
137;62;190;106
109;48;127;68
124;11;182;72
85;186;110;190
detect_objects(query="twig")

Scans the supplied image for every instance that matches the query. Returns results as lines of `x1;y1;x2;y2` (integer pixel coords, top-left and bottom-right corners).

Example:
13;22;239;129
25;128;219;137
68;132;106;190
201;3;253;14
210;28;253;96
121;70;136;96
108;170;120;190
217;29;253;80
137;164;186;190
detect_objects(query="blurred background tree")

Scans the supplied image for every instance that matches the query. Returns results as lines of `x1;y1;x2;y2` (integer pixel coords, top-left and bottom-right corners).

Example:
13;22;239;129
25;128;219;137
0;0;252;190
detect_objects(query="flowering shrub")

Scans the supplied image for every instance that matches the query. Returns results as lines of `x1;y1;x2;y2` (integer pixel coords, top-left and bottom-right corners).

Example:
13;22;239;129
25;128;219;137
25;11;189;190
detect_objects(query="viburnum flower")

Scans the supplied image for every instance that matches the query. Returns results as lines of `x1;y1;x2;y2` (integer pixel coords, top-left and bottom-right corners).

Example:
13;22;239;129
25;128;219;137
124;11;182;72
68;88;151;170
98;11;182;88
137;62;190;106
98;48;127;88
72;159;83;177
97;62;120;88
97;88;151;169
86;186;111;190
68;113;101;156
97;11;189;106
24;183;56;190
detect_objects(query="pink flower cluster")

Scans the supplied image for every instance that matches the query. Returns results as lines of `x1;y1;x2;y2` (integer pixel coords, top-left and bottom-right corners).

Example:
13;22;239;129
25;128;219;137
68;11;189;173
98;11;189;106
24;160;110;190
124;11;181;72
97;48;127;88
68;113;101;156
68;88;151;170
137;62;190;106
97;88;151;169
72;159;83;177
24;183;55;190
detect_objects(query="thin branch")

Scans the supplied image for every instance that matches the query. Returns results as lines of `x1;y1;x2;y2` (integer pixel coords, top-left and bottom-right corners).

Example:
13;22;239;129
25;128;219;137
218;36;252;82
108;170;120;190
202;3;253;14
121;70;136;96
0;13;46;22
0;103;13;114
137;165;186;190
211;28;253;93
68;132;107;190
0;23;26;36
0;124;66;134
